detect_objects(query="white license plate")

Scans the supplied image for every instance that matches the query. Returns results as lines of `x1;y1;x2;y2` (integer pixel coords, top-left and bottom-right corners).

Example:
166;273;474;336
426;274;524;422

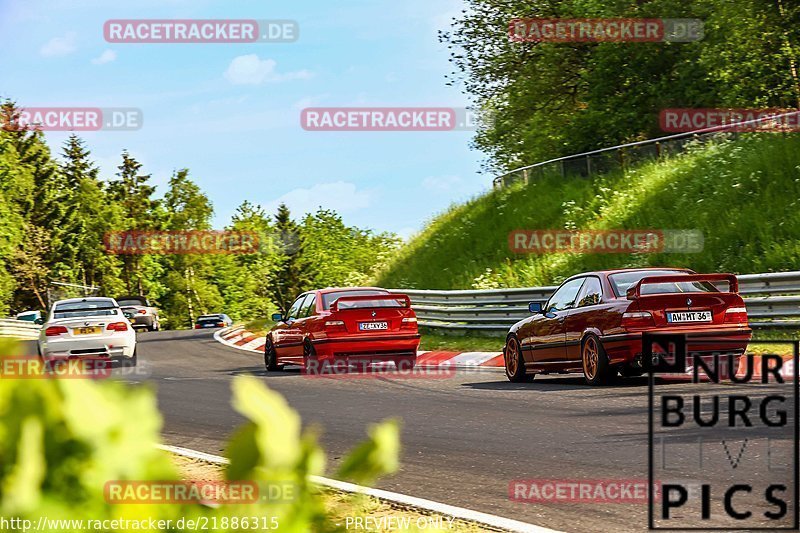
667;310;712;323
359;321;388;331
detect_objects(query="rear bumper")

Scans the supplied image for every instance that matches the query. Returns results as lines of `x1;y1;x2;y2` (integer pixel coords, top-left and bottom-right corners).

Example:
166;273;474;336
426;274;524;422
310;333;420;361
129;315;154;328
602;327;752;365
39;336;136;358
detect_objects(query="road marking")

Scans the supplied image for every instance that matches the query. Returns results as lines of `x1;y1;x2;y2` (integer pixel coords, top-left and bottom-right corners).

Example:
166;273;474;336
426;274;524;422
158;444;562;533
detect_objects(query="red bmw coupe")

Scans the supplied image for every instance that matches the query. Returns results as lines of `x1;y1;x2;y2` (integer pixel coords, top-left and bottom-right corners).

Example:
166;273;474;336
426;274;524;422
264;287;420;372
503;268;752;385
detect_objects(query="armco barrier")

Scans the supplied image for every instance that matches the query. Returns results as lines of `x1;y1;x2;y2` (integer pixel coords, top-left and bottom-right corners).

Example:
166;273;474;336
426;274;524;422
392;271;800;334
0;318;41;339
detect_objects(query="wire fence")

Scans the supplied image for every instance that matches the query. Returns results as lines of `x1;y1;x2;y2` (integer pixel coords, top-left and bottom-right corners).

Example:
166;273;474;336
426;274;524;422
492;110;800;189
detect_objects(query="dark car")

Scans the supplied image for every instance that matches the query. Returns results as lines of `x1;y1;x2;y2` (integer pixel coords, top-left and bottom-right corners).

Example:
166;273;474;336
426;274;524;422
503;268;752;385
194;314;232;329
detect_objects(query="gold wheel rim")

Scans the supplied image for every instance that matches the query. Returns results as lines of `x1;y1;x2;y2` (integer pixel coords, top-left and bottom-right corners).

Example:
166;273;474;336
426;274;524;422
584;338;598;379
506;340;518;375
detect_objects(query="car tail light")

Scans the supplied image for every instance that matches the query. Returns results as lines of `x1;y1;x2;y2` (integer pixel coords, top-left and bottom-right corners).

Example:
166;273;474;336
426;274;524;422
324;320;346;332
106;322;129;332
45;326;68;336
217;322;225;327
194;324;202;329
401;317;418;328
621;311;654;329
724;306;748;324
137;309;147;315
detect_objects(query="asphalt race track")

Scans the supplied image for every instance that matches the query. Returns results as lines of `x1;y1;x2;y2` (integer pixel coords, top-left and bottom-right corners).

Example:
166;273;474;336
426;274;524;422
26;329;796;532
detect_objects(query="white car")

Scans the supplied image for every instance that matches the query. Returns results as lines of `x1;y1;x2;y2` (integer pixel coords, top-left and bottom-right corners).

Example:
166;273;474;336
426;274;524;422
37;297;137;366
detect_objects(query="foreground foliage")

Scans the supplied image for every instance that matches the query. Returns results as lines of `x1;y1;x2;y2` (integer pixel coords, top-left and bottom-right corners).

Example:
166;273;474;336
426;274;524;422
0;339;400;532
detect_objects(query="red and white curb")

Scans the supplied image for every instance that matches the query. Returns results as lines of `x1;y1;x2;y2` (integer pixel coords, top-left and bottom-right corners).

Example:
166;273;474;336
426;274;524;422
158;444;560;533
214;326;504;371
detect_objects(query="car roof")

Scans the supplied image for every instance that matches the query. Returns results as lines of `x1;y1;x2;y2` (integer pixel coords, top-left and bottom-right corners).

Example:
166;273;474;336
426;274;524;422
53;297;117;306
564;267;694;280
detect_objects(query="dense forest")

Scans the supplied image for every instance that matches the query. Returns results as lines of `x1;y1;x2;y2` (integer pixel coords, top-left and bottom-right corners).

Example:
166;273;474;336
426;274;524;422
443;0;799;171
0;103;399;328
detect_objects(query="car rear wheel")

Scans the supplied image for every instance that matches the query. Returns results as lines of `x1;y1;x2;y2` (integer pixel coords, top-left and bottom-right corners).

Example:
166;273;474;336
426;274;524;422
504;336;533;383
303;340;326;375
582;335;612;385
121;349;137;368
264;338;283;371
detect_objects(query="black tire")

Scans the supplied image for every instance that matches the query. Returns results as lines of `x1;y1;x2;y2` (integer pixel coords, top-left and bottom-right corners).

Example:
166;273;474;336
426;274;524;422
264;338;283;371
120;349;137;368
582;335;613;385
504;335;534;383
303;340;326;375
619;365;644;378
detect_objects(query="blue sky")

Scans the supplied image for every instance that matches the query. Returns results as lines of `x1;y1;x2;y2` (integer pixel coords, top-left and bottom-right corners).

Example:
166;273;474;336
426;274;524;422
0;0;490;238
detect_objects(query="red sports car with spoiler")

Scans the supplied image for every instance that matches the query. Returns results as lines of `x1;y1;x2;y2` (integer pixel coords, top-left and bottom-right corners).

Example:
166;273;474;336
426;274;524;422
264;287;420;373
503;268;752;385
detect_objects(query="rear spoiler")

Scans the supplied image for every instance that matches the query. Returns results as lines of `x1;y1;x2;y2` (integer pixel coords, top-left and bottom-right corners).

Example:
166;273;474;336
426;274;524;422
626;274;738;300
330;294;411;312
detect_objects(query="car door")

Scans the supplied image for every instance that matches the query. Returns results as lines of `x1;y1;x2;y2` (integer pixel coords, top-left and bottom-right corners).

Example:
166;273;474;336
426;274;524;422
563;276;603;362
273;294;309;360
284;293;319;363
524;277;586;364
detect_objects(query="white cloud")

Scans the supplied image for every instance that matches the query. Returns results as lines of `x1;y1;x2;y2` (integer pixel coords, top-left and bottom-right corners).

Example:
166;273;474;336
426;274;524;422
423;175;462;191
292;94;329;110
91;49;117;65
265;181;372;216
40;32;77;57
224;54;313;85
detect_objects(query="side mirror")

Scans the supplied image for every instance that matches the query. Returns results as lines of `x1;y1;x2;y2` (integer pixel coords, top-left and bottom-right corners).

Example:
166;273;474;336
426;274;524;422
528;301;544;314
34;318;44;325
271;313;283;322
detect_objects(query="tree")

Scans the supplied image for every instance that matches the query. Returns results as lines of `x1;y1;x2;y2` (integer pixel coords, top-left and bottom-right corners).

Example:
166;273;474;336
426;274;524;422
443;0;800;172
11;225;50;309
107;151;158;295
159;169;223;327
268;204;315;314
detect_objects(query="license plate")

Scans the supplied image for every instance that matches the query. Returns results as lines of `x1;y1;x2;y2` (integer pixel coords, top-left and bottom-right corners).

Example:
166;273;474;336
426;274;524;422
74;326;102;335
666;310;712;323
359;321;388;331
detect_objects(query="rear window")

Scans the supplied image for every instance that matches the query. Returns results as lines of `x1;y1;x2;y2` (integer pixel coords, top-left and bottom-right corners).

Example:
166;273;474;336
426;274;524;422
322;290;402;310
197;315;221;321
117;298;146;306
609;270;719;297
53;300;119;319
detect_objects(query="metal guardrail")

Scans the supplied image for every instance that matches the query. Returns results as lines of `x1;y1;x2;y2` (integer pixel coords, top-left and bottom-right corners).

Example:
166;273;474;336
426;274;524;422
393;271;800;335
0;319;41;340
492;110;800;189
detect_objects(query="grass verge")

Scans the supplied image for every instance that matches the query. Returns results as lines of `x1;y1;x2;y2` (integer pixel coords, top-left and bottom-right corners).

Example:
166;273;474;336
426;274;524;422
172;455;489;532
